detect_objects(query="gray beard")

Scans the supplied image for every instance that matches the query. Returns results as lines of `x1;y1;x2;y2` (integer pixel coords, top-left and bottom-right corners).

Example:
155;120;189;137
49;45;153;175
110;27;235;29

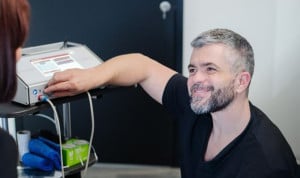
190;81;235;115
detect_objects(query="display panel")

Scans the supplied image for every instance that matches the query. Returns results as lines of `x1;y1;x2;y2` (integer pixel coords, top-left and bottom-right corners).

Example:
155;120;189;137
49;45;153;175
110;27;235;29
30;53;82;77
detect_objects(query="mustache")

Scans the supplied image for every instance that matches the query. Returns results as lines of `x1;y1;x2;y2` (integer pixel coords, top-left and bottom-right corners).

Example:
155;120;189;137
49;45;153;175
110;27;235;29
190;83;214;93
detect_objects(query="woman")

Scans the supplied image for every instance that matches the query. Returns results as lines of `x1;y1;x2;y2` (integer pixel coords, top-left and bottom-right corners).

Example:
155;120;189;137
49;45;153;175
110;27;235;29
0;0;30;177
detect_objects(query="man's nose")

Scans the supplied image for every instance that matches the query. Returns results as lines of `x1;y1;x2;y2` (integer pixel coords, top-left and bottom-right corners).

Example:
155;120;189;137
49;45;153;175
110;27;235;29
190;71;208;83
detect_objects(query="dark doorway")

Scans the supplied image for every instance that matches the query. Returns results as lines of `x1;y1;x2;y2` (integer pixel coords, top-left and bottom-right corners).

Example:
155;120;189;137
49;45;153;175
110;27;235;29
25;0;182;166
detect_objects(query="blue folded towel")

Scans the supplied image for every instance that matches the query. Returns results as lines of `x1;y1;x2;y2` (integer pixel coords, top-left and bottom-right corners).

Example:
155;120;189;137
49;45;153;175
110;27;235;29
22;153;54;171
38;136;60;152
28;139;61;170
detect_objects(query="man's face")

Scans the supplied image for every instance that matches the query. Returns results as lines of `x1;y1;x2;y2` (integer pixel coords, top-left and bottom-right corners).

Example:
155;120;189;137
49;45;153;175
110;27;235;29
187;44;237;115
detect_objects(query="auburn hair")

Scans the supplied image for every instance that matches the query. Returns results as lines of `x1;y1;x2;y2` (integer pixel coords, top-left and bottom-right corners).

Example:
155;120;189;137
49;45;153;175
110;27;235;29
0;0;30;102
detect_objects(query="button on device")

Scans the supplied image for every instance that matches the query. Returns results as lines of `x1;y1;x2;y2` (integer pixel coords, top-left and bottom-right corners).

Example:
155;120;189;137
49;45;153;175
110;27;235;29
33;89;38;95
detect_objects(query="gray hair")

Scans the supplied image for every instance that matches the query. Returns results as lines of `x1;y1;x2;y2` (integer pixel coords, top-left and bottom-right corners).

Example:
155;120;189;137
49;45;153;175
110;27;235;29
191;28;255;77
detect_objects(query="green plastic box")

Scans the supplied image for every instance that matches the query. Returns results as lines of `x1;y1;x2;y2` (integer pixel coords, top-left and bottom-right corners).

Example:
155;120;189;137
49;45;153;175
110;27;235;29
62;139;89;167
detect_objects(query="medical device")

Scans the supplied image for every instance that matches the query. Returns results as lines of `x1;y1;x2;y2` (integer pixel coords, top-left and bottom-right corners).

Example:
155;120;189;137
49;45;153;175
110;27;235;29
13;42;103;105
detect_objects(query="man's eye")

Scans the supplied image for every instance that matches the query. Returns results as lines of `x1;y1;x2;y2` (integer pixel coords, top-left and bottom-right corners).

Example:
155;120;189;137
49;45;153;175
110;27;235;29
188;68;196;74
206;67;216;73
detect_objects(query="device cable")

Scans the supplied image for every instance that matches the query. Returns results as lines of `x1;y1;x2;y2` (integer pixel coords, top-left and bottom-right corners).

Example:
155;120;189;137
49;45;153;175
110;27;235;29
81;91;95;178
39;95;65;178
39;92;95;178
34;113;58;131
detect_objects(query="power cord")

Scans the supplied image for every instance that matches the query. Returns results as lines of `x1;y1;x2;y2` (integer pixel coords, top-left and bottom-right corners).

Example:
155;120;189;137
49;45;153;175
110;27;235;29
81;91;95;178
39;95;65;178
34;113;99;177
34;113;58;132
38;92;96;178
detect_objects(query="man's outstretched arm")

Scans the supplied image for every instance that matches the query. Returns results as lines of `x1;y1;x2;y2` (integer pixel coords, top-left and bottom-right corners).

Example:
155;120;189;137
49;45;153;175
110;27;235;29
44;53;177;104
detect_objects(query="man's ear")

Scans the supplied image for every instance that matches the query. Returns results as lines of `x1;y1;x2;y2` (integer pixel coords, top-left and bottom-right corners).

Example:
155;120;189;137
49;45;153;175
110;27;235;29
235;71;251;93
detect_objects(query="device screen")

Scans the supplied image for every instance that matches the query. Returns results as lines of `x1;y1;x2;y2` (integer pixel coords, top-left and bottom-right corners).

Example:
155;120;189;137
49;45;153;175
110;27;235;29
30;53;83;77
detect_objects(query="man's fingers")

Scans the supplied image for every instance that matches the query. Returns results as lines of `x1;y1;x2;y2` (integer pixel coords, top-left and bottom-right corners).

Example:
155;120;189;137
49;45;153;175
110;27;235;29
47;71;70;85
50;91;74;98
44;81;72;94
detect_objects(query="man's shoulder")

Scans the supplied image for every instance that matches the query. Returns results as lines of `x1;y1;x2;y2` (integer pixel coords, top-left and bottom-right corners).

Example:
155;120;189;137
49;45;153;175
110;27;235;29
249;103;282;137
245;104;297;172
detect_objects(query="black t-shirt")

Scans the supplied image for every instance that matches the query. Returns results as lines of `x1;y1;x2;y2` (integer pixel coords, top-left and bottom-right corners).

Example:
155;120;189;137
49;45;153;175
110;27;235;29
0;128;18;178
162;74;299;178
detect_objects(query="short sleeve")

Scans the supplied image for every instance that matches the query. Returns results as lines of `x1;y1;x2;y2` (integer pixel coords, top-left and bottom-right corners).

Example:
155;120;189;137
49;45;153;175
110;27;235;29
162;73;189;119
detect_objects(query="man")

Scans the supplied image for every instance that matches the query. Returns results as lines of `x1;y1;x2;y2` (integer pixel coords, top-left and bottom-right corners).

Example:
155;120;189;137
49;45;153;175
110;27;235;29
44;29;299;177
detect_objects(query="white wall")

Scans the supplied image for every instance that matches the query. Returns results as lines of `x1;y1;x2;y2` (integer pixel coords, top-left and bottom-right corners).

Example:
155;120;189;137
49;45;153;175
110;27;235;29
183;0;300;162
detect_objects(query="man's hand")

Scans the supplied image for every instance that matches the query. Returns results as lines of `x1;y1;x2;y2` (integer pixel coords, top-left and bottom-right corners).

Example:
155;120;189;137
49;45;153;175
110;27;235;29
44;68;94;98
